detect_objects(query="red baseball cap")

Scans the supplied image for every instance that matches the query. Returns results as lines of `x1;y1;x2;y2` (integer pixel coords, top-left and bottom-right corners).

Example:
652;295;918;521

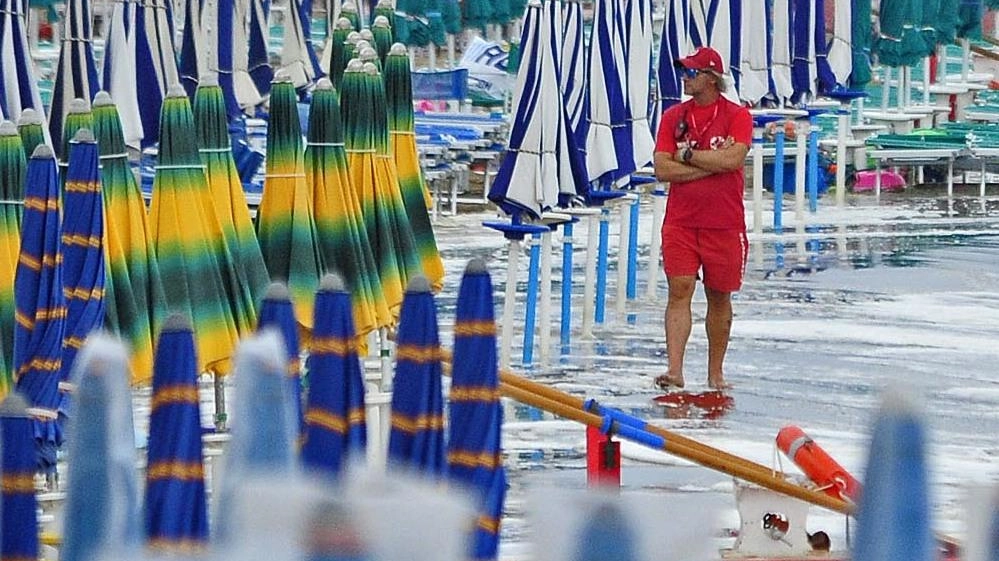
675;46;726;75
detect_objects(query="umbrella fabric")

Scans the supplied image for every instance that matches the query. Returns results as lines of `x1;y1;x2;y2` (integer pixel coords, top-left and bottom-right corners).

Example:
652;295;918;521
178;0;207;101
688;0;741;96
60;334;142;561
257;76;324;329
341;61;406;323
446;259;507;561
48;0;100;159
58;129;105;426
655;0;688;114
16;109;46;160
372;16;393;64
623;0;654;170
92;91;166;385
192;80;269;336
385;46;445;291
324;18;354;89
738;0;770;103
462;0;493;33
99;0;143;148
811;0;836;93
231;0;268;110
214;330;297;542
771;0;795;102
0;392;39;561
852;390;933;561
0;0;45;122
304;78;383;339
144;314;208;551
256;282;304;439
387;276;445;476
585;0;632;185
0;121;25;396
279;0;322;90
57;99;93;182
548;0;589;204
149;87;240;375
827;0;854;86
301;274;367;478
12;145;65;474
340;1;361;30
928;0;959;47
562;0;588;144
246;0;274;98
850;0;873;88
791;0;834;100
955;0;982;39
874;0;928;67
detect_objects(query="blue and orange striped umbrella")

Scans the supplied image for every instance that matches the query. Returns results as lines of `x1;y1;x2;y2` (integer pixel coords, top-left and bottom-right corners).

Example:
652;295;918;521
12;145;66;474
0;392;39;561
58;129;105;426
446;259;507;560
144;313;208;553
257;282;303;438
0;121;26;397
301;274;366;478
388;275;445;476
61;334;142;561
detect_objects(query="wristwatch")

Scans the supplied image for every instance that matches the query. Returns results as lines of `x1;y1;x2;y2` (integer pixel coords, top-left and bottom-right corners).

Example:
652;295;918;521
681;146;693;163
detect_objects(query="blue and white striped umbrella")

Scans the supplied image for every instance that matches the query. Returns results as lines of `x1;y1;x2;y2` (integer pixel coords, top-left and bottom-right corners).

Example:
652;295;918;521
58;129;105;428
178;0;244;119
279;0;323;90
543;0;587;204
48;0;99;159
791;0;836;101
243;0;273;100
584;0;631;185
446;259;507;561
12;145;65;474
623;0;654;170
0;0;45;122
771;0;794;103
61;334;142;561
561;0;588;158
0;392;39;561
738;0;770;104
655;0;690;118
827;0;854;86
687;0;741;97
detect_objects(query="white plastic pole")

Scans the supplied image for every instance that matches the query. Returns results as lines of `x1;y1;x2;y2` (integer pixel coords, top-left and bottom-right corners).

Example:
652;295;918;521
379;328;392;391
647;187;666;300
836;107;849;207
961;38;971;82
794;121;806;223
538;230;553;367
752;135;764;235
616;201;630;317
500;238;519;368
447;35;456;68
581;215;598;338
923;57;932;105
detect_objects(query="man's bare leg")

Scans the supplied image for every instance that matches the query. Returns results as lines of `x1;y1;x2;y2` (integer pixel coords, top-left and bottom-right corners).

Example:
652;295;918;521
705;286;734;390
659;275;696;388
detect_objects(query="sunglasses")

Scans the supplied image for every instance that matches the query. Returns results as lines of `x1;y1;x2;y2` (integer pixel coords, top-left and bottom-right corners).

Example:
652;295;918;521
681;67;707;79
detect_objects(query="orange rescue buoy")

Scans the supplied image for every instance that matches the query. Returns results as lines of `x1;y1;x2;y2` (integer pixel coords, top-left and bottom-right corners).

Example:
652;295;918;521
776;425;861;502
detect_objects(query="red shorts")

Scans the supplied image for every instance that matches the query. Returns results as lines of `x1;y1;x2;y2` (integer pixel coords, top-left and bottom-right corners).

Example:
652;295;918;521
661;224;748;292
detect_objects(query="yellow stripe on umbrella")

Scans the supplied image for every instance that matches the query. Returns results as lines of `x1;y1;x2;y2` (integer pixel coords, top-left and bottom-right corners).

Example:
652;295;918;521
0;121;26;397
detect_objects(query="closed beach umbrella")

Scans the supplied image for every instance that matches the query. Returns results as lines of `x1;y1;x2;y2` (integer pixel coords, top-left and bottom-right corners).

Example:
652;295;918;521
324;18;354;89
304;78;382;339
0;122;25;395
16;109;46;159
447;259;507;561
92;91;166;385
60;335;141;561
301;274;367;477
99;0;143;147
850;0;873;88
133;0;181;147
257;75;324;328
48;0;99;158
624;0;654;170
192;77;269;335
387;275;445;476
585;0;631;185
852;390;933;561
955;0;983;40
688;0;740;92
231;0;269;110
874;0;928;67
0;392;39;561
0;0;45;122
385;44;445;291
791;0;835;100
827;0;854;86
372;16;393;64
178;0;247;119
12;145;65;474
149;86;240;375
279;0;322;90
771;0;795;102
57;99;93;181
58;129;105;426
144;314;208;552
738;0;770;103
256;282;304;438
562;0;588;146
247;0;274;98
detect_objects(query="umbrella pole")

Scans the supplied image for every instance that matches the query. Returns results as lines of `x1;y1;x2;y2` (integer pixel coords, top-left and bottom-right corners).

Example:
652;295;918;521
793;119;806;222
521;232;542;366
646;186;665;300
538;229;553;366
214;371;228;431
595;206;610;324
447;35;455;68
615;201;629;316
881;67;890;111
752;133;764;235
773;127;785;235
923;58;932;106
807;114;819;213
961;39;970;83
626;194;639;301
836;104;849;207
379;328;393;391
500;237;520;368
581;213;598;338
560;220;574;350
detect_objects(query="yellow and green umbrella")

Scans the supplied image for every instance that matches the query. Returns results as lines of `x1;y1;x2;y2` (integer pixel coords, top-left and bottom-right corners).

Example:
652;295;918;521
385;44;445;291
325;17;355;90
149;86;240;375
256;74;324;329
372;17;393;66
304;78;384;338
58;99;93;183
91;91;166;385
15;109;47;160
0;121;26;396
192;77;270;336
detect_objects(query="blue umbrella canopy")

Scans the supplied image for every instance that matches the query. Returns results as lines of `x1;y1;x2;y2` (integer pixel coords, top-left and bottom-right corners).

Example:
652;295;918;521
61;334;142;561
0;0;45;122
144;313;208;552
214;330;297;542
446;258;507;561
0;392;39;561
852;389;933;561
257;282;304;439
58;128;106;427
790;0;836;101
623;0;655;171
737;0;770;104
301;274;367;478
562;0;589;155
12;145;65;474
387;275;445;476
656;0;688;115
584;0;633;186
48;0;100;159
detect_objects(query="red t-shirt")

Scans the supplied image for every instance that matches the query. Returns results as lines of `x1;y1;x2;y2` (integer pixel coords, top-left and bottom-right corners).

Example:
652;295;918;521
655;97;753;229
